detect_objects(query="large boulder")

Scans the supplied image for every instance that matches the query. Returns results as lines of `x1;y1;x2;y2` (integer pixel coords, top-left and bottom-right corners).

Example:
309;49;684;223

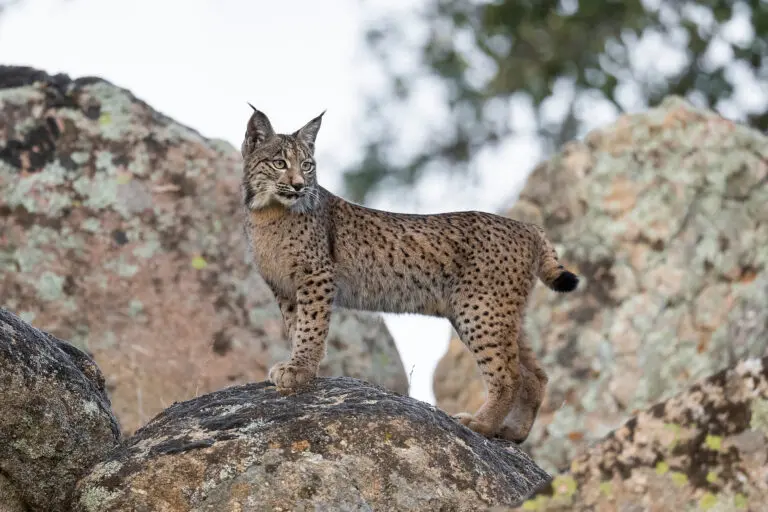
434;97;768;471
0;307;121;511
515;355;768;511
0;66;408;433
75;377;550;511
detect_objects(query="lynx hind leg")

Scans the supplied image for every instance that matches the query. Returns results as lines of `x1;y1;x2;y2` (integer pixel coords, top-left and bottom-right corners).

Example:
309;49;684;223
497;330;547;443
449;299;523;438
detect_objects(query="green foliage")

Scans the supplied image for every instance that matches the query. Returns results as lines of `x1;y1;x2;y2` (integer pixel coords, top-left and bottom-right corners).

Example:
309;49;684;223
348;0;768;203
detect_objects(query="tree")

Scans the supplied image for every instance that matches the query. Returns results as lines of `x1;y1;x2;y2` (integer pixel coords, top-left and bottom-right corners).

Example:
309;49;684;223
346;0;768;204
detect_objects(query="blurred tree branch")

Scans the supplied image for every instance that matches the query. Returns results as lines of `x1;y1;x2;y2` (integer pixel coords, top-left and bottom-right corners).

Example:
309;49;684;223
0;0;22;29
0;0;20;15
346;0;768;204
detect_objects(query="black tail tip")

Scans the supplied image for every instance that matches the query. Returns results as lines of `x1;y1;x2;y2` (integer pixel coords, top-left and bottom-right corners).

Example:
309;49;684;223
552;271;579;292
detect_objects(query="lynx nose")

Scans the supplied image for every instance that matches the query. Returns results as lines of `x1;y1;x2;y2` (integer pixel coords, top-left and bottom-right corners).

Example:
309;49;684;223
290;176;305;191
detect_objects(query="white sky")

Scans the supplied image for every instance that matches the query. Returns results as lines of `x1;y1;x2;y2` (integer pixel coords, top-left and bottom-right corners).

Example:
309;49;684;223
2;0;763;404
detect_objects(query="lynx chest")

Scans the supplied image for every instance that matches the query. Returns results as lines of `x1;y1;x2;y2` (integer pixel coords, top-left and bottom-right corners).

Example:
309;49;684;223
246;209;313;298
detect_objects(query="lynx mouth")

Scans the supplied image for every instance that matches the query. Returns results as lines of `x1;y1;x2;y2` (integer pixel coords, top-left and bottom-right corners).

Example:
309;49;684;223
273;188;305;205
276;190;302;199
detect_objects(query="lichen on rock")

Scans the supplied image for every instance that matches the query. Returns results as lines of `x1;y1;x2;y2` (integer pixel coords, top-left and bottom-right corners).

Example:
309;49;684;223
75;377;550;511
514;356;768;511
0;307;121;511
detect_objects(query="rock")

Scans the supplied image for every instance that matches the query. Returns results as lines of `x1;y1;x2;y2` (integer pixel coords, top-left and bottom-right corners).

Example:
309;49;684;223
433;97;768;472
0;65;408;433
75;377;550;511
0;307;121;511
0;474;26;512
514;356;768;511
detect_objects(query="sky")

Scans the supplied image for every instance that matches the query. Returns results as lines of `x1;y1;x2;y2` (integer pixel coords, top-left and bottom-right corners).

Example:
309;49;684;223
2;0;763;404
0;0;543;404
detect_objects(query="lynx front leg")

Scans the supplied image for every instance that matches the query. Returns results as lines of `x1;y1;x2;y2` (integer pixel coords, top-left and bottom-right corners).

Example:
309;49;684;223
268;272;335;391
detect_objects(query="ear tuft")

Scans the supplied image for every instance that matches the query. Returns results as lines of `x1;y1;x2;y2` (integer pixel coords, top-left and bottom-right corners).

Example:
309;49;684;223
242;104;275;158
293;110;325;150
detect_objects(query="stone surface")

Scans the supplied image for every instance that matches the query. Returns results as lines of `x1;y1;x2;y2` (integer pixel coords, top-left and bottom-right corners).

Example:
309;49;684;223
75;377;550;512
0;65;408;433
514;356;768;511
0;474;27;512
0;307;121;511
433;97;768;472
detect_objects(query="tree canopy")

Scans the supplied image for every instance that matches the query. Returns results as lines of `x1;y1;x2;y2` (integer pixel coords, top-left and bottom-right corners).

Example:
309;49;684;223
345;0;768;203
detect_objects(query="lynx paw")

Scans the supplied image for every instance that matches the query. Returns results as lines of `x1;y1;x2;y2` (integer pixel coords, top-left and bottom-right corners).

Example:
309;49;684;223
452;412;497;438
497;424;530;444
268;361;316;390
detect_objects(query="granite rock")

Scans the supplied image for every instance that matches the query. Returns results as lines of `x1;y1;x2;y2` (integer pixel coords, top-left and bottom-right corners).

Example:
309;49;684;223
515;356;768;511
75;377;550;511
0;307;120;511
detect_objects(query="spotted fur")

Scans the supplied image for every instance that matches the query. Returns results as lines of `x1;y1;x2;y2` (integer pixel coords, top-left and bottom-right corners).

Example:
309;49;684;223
240;107;579;442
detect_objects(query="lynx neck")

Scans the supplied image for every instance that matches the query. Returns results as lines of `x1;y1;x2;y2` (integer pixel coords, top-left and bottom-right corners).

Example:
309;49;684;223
248;204;292;225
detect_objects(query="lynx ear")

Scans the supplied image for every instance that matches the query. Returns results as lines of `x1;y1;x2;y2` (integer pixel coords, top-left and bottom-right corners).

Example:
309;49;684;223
242;103;275;157
293;110;325;150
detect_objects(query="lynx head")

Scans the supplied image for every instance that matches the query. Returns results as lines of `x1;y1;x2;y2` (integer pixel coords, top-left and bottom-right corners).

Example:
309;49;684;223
241;104;324;212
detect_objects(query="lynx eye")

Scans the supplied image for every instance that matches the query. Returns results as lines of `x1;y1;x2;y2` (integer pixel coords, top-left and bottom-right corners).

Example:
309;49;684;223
272;159;287;170
301;160;315;173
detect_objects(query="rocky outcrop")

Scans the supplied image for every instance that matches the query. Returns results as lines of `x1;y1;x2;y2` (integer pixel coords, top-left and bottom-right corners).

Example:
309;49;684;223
0;307;121;511
0;65;408;433
75;376;549;512
515;355;768;511
434;97;768;471
0;310;548;511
